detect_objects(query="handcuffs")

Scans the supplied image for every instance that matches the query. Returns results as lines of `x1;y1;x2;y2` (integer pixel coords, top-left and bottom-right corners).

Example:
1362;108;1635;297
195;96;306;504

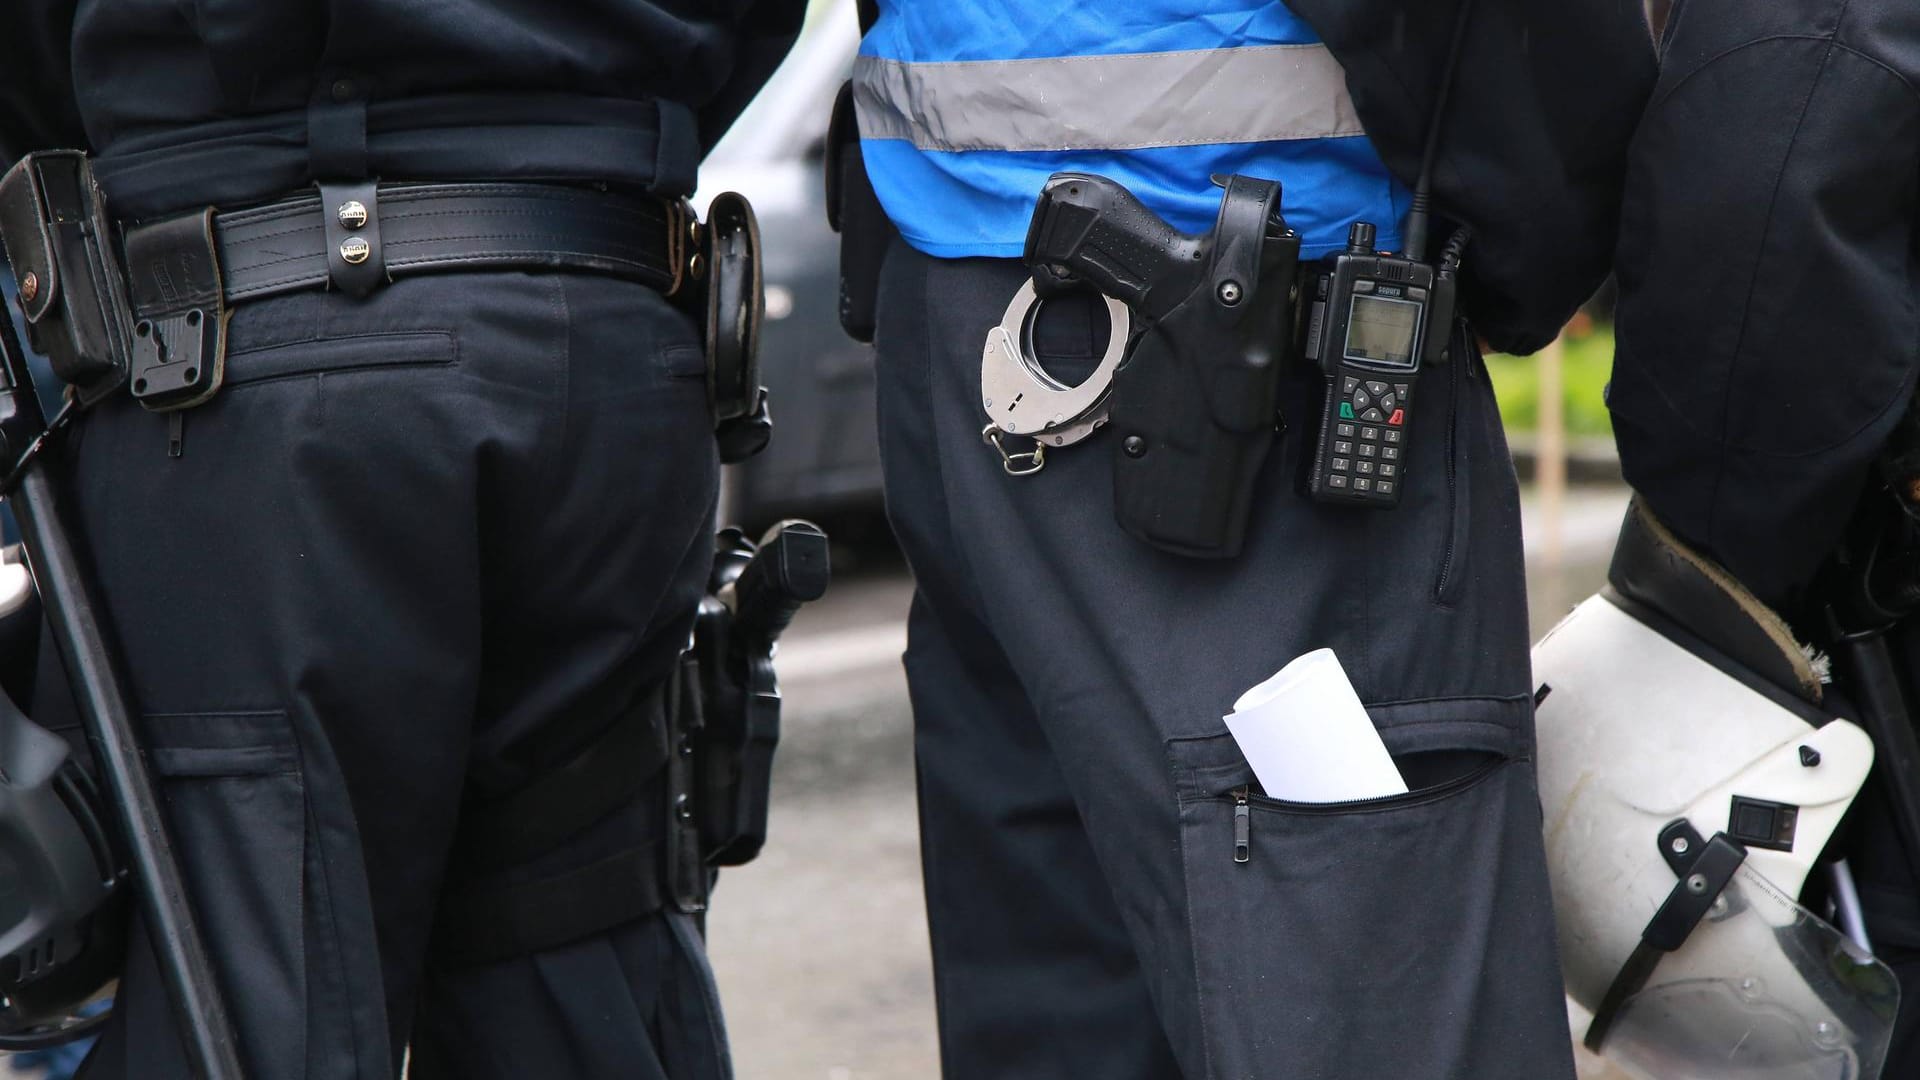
978;280;1131;475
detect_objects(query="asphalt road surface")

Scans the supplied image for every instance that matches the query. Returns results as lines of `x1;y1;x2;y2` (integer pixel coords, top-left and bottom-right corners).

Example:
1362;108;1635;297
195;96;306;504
707;485;1636;1080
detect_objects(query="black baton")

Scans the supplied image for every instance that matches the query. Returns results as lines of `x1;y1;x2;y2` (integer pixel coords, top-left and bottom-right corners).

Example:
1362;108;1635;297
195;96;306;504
0;313;245;1079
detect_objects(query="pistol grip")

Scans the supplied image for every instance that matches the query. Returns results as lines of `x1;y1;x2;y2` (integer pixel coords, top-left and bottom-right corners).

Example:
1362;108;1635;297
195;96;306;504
1023;173;1202;313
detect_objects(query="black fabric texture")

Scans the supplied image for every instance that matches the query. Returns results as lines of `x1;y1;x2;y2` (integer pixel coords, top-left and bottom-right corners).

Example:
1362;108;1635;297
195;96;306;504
1289;0;1658;356
873;240;1572;1079
0;4;85;164
0;1;805;217
30;269;726;1079
1610;0;1920;609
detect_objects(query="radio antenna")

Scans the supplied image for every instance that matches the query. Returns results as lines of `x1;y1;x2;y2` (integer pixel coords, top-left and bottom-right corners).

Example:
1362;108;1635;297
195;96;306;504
1403;0;1475;262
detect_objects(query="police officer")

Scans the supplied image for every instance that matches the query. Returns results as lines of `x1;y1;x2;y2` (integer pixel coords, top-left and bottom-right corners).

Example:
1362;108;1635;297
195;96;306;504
0;3;801;1077
1609;0;1920;1071
839;2;1655;1077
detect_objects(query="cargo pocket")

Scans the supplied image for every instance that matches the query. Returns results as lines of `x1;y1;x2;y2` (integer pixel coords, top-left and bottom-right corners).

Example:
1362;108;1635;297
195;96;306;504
1167;717;1574;1080
145;710;310;1076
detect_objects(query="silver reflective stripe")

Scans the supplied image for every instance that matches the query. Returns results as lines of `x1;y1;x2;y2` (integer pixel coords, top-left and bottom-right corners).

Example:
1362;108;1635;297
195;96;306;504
853;45;1363;153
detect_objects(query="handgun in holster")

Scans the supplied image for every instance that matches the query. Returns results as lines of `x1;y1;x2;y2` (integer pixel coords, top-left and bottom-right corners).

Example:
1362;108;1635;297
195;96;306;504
1022;173;1300;558
666;520;831;914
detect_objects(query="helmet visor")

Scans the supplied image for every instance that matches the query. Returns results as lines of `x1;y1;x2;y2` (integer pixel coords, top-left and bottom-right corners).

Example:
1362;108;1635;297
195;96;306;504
1599;863;1899;1080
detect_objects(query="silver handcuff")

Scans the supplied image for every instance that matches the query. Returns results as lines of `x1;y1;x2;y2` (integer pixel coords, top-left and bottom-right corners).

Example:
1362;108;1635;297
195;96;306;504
979;280;1132;476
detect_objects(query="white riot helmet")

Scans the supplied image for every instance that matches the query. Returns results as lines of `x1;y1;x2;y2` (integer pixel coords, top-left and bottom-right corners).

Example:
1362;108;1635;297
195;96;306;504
1534;498;1900;1079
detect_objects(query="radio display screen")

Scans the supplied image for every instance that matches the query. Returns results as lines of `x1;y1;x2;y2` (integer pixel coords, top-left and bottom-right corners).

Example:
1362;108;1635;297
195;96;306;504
1344;295;1421;367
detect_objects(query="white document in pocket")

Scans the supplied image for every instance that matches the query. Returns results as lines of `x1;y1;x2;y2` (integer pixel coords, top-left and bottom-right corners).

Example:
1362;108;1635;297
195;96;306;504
1224;648;1407;803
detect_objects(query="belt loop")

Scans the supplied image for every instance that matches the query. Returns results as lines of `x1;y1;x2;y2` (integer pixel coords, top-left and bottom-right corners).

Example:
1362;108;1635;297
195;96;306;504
309;73;385;297
647;101;701;197
308;73;369;180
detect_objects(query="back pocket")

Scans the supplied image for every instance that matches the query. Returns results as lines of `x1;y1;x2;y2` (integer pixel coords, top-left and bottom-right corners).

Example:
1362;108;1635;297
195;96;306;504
145;710;310;1075
1167;724;1574;1080
222;329;457;388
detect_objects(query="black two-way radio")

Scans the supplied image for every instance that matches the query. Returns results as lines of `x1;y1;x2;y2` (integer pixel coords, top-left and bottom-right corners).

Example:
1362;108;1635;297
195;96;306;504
1302;0;1475;509
1302;223;1459;505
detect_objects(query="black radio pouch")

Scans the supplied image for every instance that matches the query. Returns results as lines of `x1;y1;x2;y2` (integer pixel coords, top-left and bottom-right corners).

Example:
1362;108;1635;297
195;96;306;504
0;151;134;407
825;80;898;344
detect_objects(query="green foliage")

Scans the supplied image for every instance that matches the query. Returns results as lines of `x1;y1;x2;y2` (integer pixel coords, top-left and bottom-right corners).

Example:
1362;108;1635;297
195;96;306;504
1484;328;1615;437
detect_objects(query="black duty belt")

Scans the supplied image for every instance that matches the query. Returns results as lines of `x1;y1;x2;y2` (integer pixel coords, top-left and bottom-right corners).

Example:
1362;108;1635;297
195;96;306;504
121;180;686;310
111;180;693;411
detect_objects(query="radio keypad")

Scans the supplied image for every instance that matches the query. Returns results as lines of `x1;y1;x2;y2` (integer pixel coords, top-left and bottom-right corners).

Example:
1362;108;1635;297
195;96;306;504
1314;374;1410;506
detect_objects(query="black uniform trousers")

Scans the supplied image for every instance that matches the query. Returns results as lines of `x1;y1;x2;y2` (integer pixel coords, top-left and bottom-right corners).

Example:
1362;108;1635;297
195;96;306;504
873;242;1576;1080
30;269;729;1079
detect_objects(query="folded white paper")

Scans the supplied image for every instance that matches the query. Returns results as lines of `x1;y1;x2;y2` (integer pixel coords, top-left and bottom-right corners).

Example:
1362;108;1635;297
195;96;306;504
1224;648;1407;803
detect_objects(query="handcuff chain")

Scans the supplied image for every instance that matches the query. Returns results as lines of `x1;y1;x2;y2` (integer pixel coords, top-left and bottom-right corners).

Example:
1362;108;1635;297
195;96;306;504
982;424;1046;477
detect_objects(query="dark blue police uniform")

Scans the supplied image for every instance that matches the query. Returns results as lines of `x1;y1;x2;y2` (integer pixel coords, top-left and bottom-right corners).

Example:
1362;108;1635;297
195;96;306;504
0;3;802;1077
850;1;1655;1076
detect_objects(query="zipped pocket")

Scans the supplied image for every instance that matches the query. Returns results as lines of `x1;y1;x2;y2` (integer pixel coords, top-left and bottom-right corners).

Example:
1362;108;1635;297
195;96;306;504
1169;735;1572;1078
1434;326;1472;604
1226;755;1504;864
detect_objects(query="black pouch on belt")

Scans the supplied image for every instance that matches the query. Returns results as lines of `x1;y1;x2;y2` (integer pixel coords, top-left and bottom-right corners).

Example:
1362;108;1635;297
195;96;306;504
0;151;136;407
674;193;770;464
825;80;898;345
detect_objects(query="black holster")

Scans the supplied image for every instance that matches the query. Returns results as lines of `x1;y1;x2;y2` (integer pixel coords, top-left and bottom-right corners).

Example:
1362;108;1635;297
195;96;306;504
433;522;827;960
1023;172;1301;558
667;521;830;913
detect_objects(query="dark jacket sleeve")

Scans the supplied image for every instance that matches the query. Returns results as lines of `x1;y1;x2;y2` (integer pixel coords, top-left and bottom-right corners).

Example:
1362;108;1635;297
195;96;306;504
1291;0;1658;356
1609;0;1920;608
0;1;85;165
698;0;808;151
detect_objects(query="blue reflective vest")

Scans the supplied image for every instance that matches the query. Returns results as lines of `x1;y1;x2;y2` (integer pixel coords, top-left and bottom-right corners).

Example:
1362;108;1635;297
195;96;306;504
855;1;1412;261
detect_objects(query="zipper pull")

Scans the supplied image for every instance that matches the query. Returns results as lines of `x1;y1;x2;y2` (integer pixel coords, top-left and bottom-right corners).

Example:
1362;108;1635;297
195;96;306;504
1232;786;1251;864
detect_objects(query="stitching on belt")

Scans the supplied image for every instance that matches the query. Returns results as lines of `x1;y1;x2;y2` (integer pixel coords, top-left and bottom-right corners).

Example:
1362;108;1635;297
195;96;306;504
383;233;661;257
386;252;657;273
219;220;325;245
228;274;323;299
223;250;325;274
377;206;662;227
